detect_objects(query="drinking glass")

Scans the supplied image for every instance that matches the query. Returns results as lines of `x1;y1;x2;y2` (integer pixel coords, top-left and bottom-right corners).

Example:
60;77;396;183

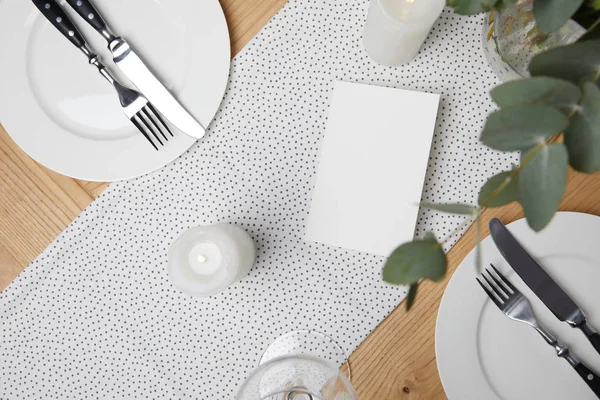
236;355;358;400
237;330;358;400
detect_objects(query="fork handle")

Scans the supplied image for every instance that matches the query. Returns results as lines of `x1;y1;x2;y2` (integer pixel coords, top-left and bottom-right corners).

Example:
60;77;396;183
538;325;600;397
63;0;117;42
574;362;600;397
32;0;86;48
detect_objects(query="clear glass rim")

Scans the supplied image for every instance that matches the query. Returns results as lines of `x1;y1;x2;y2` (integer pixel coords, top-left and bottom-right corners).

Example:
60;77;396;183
258;330;352;380
236;354;349;400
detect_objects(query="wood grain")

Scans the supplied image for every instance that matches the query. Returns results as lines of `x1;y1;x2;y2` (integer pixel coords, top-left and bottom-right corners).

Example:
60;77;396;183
2;1;600;399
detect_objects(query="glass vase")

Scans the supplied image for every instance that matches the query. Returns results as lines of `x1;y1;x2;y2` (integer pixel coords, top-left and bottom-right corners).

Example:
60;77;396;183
481;0;585;82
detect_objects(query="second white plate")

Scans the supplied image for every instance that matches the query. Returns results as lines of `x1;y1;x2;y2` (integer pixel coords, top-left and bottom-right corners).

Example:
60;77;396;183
436;212;600;400
0;0;230;181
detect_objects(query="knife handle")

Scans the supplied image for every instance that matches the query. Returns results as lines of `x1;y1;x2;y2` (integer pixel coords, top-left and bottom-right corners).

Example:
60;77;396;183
63;0;116;42
581;322;600;356
574;362;600;397
31;0;120;90
31;0;86;48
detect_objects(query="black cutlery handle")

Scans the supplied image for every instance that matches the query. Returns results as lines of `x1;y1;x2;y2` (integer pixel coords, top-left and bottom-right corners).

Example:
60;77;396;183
574;362;600;397
581;323;600;356
64;0;113;39
31;0;85;48
31;0;114;85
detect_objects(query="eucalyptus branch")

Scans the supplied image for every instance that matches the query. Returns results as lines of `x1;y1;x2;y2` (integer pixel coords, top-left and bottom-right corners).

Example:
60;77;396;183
479;99;581;209
435;140;545;250
479;140;546;208
585;16;600;35
387;0;600;311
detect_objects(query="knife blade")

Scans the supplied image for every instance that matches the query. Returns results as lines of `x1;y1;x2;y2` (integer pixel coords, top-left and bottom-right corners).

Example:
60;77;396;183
62;0;205;139
489;218;600;356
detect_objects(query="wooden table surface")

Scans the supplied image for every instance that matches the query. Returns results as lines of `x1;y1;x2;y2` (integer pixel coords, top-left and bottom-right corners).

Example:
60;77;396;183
3;1;600;399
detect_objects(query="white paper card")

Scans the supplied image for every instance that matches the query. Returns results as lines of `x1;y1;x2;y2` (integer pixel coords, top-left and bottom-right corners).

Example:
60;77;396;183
306;81;440;256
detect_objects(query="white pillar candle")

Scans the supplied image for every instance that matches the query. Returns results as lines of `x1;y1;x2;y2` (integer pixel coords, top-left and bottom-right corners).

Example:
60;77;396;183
168;224;255;296
362;0;445;66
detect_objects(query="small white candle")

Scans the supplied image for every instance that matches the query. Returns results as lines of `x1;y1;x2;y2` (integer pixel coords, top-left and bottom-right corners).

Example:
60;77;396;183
168;224;255;296
188;242;223;275
362;0;445;66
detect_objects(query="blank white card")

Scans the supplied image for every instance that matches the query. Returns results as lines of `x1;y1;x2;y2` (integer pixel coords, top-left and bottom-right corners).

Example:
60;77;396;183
305;81;440;257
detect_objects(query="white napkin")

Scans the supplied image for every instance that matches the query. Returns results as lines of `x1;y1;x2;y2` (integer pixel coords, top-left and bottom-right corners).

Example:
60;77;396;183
306;81;440;256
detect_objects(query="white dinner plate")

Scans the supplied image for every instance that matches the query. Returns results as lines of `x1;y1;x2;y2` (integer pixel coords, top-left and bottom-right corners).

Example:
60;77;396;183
436;212;600;400
0;0;230;181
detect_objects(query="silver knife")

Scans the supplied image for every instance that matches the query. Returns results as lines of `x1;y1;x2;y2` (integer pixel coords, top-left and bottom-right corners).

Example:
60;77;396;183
489;218;600;356
62;0;205;139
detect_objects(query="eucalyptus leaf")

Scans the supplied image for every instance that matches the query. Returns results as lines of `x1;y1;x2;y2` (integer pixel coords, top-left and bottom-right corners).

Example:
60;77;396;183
490;77;581;113
420;202;478;215
519;143;568;231
485;0;517;13
424;231;437;241
478;171;519;207
406;284;418;311
480;105;569;151
529;40;600;84
501;0;519;17
447;0;498;14
383;239;447;285
565;83;600;172
534;0;584;34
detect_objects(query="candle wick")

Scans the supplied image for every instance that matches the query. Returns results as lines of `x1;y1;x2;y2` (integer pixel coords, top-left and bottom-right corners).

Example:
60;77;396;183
197;255;207;263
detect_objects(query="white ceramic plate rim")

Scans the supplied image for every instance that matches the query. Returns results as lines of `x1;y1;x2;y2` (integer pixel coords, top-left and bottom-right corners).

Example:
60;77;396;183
0;0;230;182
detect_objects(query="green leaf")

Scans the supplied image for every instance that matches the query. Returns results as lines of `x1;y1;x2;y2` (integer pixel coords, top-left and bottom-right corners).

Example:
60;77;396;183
424;231;437;241
502;0;519;17
564;83;600;172
519;143;568;231
529;40;600;84
480;105;569;151
490;77;581;113
534;0;584;34
447;0;498;15
419;202;478;215
478;171;519;207
406;284;418;311
383;239;447;285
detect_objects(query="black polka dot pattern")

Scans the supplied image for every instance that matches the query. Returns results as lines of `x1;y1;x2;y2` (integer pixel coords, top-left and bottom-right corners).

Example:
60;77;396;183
0;1;517;398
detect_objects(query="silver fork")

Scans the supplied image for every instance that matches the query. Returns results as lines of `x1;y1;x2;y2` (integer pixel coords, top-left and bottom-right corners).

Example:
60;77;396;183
477;264;600;397
88;52;172;150
32;0;172;150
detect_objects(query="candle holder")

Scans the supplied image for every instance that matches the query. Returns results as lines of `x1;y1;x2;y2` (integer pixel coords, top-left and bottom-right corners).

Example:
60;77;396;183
362;0;445;66
167;224;255;296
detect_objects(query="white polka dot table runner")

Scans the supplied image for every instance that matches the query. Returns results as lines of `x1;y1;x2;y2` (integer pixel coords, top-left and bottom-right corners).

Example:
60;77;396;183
0;1;517;398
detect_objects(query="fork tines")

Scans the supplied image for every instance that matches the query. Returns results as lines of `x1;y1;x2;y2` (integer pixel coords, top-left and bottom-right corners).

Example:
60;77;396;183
131;104;173;151
476;264;517;307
